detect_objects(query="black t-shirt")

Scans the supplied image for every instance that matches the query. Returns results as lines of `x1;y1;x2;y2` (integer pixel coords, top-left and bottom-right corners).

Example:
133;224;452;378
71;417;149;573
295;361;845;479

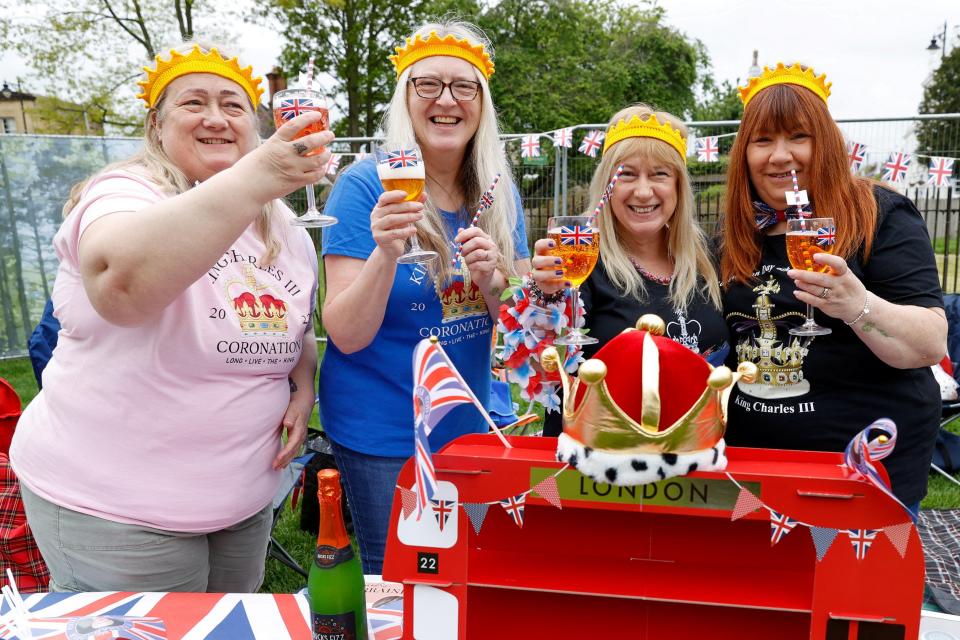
543;256;730;436
722;187;943;505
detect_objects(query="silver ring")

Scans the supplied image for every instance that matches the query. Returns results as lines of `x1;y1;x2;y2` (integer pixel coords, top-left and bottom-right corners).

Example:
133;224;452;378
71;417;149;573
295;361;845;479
818;286;830;299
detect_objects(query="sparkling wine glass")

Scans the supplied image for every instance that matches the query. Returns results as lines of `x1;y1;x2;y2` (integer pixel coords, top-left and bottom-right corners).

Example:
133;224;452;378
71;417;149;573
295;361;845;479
272;88;337;228
374;144;437;264
548;215;600;346
787;217;836;336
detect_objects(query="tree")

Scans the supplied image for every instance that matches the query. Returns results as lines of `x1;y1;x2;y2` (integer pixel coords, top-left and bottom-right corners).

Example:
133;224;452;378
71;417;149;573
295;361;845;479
0;0;228;132
917;47;960;157
692;79;742;123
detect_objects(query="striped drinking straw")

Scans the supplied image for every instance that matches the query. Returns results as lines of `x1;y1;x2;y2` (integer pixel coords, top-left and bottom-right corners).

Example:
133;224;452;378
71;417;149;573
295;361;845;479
452;173;502;268
590;164;625;222
305;57;314;92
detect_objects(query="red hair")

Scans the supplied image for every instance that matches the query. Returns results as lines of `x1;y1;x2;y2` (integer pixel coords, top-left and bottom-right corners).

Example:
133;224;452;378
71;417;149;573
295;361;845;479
721;83;880;284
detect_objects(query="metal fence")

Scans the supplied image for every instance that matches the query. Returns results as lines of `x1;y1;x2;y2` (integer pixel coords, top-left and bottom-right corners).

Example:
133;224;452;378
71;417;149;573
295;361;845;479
2;114;959;358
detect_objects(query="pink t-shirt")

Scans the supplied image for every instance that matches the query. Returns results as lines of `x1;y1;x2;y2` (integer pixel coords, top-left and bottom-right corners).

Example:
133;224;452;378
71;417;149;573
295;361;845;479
11;170;318;532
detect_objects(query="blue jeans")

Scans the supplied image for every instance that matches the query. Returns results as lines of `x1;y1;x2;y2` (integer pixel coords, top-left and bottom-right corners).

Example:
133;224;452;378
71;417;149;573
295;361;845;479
329;441;407;575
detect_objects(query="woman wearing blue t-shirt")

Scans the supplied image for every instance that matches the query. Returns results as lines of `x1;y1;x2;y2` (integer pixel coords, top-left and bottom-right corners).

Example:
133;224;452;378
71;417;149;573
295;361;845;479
319;20;530;574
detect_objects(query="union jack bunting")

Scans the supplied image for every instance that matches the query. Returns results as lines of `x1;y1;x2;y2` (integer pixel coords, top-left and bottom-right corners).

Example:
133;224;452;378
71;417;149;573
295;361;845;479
815;225;836;248
324;153;341;175
846;141;867;172
845;528;879;560
411;339;473;517
695;136;719;162
928;156;955;188
770;510;798;545
553;128;573;148
881;152;911;183
578;130;605;157
367;596;403;640
499;493;527;527
387;149;420;169
430;499;454;532
520;135;541;158
843;418;906;510
557;225;595;246
276;97;319;122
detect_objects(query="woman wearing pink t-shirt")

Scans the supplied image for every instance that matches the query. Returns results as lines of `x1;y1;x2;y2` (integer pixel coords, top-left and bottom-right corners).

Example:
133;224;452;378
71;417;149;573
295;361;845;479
10;42;330;593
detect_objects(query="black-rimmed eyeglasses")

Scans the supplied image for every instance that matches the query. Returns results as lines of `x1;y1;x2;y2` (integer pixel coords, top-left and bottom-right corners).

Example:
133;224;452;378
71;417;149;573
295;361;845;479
408;77;481;102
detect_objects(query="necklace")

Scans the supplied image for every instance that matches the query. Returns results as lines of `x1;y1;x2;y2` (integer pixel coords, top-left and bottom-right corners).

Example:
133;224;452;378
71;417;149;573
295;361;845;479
628;255;673;285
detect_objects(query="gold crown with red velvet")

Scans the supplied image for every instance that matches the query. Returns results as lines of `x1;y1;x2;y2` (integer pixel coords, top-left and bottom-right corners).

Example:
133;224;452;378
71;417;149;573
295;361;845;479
227;266;288;335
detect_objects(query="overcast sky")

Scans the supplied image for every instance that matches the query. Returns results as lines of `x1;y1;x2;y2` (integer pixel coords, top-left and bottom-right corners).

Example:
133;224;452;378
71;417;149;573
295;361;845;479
1;0;956;121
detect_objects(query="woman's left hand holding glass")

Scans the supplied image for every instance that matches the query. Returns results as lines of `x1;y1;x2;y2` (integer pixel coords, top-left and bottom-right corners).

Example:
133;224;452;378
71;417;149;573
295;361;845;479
787;252;867;324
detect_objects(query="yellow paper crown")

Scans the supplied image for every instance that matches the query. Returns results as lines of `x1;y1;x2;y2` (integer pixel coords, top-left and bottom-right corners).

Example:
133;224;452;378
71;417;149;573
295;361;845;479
738;62;831;108
602;114;687;162
137;45;264;109
389;31;495;80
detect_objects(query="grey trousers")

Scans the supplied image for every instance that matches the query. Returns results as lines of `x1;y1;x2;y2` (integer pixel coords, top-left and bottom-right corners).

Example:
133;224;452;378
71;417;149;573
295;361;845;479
20;483;272;593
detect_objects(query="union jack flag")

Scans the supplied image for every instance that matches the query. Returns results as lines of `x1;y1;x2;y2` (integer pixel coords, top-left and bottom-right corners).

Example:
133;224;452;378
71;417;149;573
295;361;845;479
843;418;904;510
881;152;911;183
845;528;879;560
499;493;527;527
928;156;955;188
431;499;454;532
324;153;341;175
578;130;605;157
557;225;594;246
553;128;573;148
847;141;867;172
815;225;836;247
520;135;540;158
411;339;473;517
770;510;797;545
367;596;403;640
276;97;319;122
695;136;719;162
387;149;419;169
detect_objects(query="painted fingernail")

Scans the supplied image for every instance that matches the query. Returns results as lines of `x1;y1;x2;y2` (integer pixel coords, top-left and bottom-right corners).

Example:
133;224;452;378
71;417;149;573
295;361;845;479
555;270;564;276
547;240;556;248
554;258;562;265
564;281;572;287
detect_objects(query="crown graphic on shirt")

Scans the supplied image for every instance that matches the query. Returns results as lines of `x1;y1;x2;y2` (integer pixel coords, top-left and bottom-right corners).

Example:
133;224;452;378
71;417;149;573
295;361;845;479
437;268;485;323
729;276;806;386
227;265;288;336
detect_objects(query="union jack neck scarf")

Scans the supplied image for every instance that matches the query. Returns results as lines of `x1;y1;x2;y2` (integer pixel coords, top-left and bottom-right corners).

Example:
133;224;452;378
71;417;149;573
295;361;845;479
753;199;813;230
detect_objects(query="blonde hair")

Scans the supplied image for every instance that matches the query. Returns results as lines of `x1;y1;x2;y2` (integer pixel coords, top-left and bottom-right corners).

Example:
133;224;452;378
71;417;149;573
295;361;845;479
63;41;284;264
382;19;520;282
590;104;721;311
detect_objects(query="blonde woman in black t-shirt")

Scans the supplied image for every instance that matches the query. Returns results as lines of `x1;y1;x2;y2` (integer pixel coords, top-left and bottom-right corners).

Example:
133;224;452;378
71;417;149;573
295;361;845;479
530;104;730;436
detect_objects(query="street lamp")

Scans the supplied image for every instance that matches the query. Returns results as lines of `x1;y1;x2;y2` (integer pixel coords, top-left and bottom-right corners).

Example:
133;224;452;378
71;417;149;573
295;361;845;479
928;21;948;60
0;82;11;100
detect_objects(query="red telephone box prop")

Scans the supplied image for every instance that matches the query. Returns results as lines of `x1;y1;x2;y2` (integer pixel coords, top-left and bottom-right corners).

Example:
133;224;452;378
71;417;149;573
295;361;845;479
0;378;21;455
383;434;923;640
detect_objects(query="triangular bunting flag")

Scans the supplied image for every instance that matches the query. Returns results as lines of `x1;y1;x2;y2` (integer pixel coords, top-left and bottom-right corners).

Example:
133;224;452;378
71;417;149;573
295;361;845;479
552;128;573;148
399;486;417;519
430;499;454;532
809;527;839;561
731;487;763;521
882;522;913;559
520;134;541;158
499;493;527;528
845;529;879;560
578;130;604;157
770;510;797;545
463;502;490;535
533;475;562;509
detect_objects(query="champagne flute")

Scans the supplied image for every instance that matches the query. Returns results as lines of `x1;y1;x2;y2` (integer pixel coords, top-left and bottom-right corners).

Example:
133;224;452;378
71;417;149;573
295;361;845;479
787;217;836;336
272;88;337;228
548;215;600;346
374;144;437;264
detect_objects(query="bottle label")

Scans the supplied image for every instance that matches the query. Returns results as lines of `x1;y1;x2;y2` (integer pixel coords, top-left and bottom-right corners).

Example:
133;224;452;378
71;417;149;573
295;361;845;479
312;611;357;640
314;544;355;568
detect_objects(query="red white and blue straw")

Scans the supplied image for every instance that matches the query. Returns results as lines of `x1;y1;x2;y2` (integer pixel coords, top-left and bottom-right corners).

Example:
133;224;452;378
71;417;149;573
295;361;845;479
452;173;502;268
590;164;625;221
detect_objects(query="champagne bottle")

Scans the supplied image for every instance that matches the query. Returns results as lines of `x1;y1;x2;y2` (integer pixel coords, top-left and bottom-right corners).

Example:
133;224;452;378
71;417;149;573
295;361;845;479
308;469;368;640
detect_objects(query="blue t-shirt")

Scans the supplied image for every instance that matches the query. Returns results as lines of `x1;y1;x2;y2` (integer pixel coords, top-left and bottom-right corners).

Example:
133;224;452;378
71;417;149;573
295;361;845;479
319;159;528;456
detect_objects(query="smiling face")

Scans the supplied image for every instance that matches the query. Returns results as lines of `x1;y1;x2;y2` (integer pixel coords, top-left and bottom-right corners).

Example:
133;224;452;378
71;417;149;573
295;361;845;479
746;128;813;211
405;56;482;158
156;73;258;183
608;149;679;244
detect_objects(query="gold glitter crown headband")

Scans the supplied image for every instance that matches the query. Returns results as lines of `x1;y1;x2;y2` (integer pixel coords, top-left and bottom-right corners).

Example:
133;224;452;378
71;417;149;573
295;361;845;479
389;31;495;80
602;114;687;162
137;45;264;109
738;62;831;108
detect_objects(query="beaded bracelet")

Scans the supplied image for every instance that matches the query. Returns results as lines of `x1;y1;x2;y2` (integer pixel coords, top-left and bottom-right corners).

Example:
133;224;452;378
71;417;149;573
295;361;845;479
844;291;872;326
524;274;568;305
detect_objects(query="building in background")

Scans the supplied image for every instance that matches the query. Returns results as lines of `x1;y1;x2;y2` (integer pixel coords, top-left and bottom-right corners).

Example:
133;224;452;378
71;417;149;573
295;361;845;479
0;81;104;135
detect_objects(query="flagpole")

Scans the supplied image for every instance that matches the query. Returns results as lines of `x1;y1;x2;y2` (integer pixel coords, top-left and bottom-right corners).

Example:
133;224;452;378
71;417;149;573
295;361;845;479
432;338;513;449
